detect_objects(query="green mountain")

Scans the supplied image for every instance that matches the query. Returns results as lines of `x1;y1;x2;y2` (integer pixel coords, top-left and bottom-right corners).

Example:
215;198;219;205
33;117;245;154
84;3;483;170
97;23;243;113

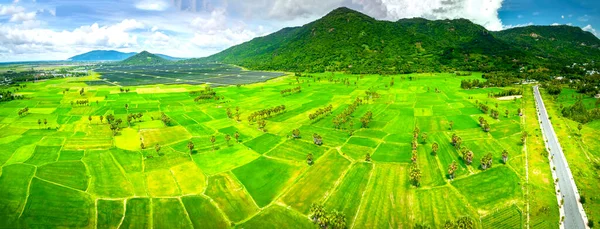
120;51;171;65
69;50;184;61
192;7;600;74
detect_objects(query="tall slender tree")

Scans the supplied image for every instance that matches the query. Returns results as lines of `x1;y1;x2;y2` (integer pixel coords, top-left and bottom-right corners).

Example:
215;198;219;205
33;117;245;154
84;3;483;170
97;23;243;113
234;131;240;143
502;150;509;164
225;134;231;146
187;141;194;155
432;142;439;156
210;135;216;150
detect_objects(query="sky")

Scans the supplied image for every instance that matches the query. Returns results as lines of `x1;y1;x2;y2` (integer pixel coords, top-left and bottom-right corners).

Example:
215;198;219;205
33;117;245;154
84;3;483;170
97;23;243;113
0;0;598;62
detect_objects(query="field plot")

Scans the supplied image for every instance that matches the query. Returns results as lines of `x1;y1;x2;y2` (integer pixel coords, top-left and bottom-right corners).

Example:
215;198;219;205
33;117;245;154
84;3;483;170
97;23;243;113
0;71;535;228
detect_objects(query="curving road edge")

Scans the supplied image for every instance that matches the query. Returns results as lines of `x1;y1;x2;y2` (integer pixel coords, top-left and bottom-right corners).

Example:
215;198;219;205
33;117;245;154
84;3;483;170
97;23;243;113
533;85;588;229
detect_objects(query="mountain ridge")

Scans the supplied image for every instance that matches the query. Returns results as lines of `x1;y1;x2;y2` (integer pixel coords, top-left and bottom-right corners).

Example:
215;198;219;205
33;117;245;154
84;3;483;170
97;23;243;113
188;7;600;74
119;51;171;65
68;50;184;62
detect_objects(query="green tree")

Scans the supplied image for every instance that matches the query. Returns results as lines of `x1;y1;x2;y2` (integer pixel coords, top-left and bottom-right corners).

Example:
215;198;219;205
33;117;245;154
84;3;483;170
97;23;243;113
140;142;145;149
210;135;216;150
578;123;583;135
225;134;231;146
155;144;161;154
421;132;428;144
292;129;300;138
449;120;454;130
365;153;371;162
100;115;104;123
502;149;509;164
89;115;92;123
410;162;421;187
432;142;439;156
234;131;240;143
44;119;47;127
187;141;195;155
37;119;41;129
448;161;458;180
307;153;314;165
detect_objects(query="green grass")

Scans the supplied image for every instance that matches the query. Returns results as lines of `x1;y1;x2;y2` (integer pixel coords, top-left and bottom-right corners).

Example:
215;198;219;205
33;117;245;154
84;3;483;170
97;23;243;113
36;161;89;191
97;199;124;229
120;198;151;229
152;198;193;228
181;196;229;228
452;166;522;209
237;205;313;229
324;162;373;226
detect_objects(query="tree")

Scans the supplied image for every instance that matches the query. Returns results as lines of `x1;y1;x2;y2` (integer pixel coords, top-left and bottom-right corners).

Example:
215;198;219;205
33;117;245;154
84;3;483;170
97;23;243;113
410;162;421;187
313;133;323;145
464;150;474;165
89;115;92;123
234;131;240;143
309;203;326;225
155;144;161;154
481;153;493;170
225;134;231;146
125;103;129;110
44;119;47;127
187;141;194;155
449;120;454;130
307;153;314;165
328;210;346;229
411;150;418;163
140;142;145;149
365;153;371;162
100;115;104;123
521;131;528;144
455;216;474;229
292;129;300;139
505;109;509;117
210;135;216;150
578;123;583;134
518;108;523;116
502;149;509;164
421;132;428;144
448;161;458;180
432;142;439;156
38;119;41;129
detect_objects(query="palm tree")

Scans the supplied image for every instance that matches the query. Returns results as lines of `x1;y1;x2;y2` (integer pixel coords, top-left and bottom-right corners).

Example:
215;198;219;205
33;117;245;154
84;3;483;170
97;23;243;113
464;150;473;165
125;103;129;110
37;119;41;129
100;115;104;123
292;129;300;139
210;135;216;150
140;142;145;149
410;162;421;187
365;153;371;162
502;150;509;164
578;123;583;135
329;210;346;229
88;115;92;123
187;141;194;155
421;132;428;144
411;150;418;163
505;109;509;117
155;144;161;154
225;134;231;146
44;119;47;128
309;203;326;224
234;131;240;143
307;153;314;165
412;140;418;150
432;142;439;156
448;161;457;180
449;120;454;130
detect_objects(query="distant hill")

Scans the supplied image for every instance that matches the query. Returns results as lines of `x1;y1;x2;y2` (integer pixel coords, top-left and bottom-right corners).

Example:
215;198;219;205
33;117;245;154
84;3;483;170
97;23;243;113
119;51;171;65
188;7;600;74
68;50;184;62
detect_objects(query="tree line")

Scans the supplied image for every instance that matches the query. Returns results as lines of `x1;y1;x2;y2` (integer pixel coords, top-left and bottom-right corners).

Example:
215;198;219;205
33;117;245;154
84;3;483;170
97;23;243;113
280;86;301;96
308;105;333;122
332;97;363;129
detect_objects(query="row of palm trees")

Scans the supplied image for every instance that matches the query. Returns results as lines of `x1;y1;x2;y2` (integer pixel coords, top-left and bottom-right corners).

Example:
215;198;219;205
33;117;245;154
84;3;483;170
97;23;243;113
360;111;373;128
247;105;286;123
280;86;301;96
308;105;333;122
71;99;89;106
17;107;29;117
332;97;363;129
309;203;346;229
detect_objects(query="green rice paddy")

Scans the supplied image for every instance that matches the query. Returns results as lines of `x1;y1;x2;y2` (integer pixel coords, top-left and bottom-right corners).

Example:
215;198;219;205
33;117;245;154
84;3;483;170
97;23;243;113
0;70;547;228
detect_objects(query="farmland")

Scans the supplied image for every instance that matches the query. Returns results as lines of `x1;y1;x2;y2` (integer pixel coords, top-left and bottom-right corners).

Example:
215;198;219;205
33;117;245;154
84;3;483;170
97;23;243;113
0;68;555;228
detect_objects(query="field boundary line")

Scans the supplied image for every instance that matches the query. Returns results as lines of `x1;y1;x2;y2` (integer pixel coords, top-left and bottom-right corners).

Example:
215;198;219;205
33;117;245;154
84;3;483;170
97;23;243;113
17;166;37;219
350;162;375;229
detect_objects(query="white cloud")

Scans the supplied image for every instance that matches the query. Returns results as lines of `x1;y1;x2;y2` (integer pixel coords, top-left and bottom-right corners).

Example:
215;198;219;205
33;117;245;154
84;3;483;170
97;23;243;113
578;14;589;22
551;23;560;26
145;31;170;47
190;8;227;31
561;15;564;19
135;0;170;11
10;11;36;22
189;8;258;49
151;26;158;32
503;22;533;30
0;4;24;15
582;24;597;37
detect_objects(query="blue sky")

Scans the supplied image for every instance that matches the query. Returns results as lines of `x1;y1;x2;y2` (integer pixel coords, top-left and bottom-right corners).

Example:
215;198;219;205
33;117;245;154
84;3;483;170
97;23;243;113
0;0;598;62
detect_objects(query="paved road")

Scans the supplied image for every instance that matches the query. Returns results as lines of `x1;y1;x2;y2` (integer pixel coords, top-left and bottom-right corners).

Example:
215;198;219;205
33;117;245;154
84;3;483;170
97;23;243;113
533;85;587;229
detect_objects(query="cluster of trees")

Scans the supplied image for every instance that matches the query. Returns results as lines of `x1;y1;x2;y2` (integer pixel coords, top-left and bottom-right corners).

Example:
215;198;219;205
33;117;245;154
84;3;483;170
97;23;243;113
493;88;522;97
478;117;491;132
119;88;131;93
247;105;286;123
409;159;421;187
365;87;380;101
37;119;48;129
451;133;463;150
106;114;123;136
193;88;221;101
308;105;333;121
17;107;29;117
561;100;600;123
160;112;171;126
0;90;23;102
489;109;499;119
480;153;494;170
447;161;458;180
460;146;475;165
226;107;241;121
71;99;89;106
477;102;489;114
309;203;346;229
332;97;363;129
313;133;323;146
280;86;301;96
460;79;485;89
126;113;144;125
442;216;475;229
455;71;472;76
360;111;373;128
